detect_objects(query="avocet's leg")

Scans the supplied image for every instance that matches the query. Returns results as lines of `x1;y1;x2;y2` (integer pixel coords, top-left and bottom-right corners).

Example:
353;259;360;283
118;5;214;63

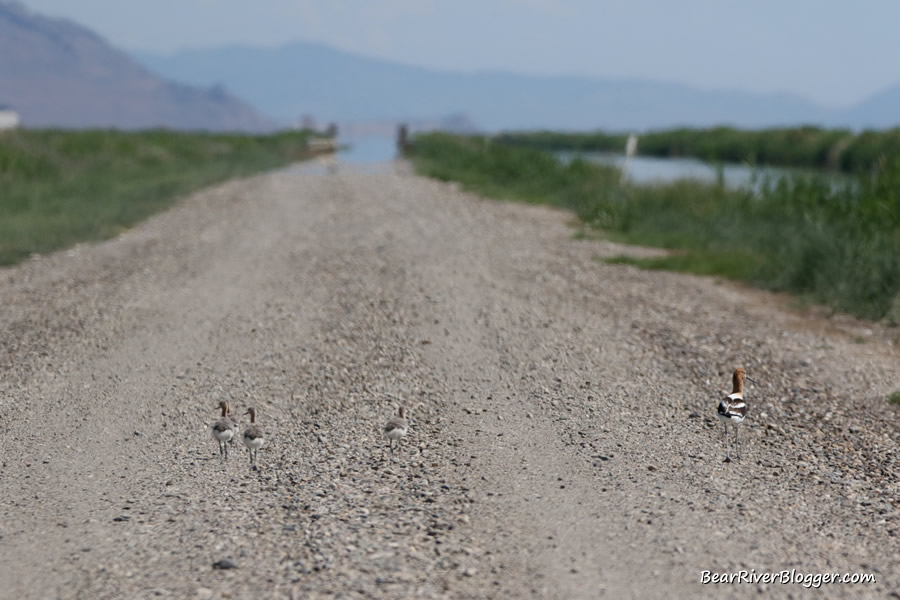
723;423;730;462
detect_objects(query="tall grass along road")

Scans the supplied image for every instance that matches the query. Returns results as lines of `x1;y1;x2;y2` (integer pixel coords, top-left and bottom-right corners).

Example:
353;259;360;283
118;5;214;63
409;133;900;322
499;125;900;173
0;129;316;266
0;164;895;598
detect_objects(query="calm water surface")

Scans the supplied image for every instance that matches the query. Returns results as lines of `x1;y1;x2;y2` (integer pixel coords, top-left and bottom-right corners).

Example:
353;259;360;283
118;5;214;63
289;135;398;175
338;136;399;164
291;135;842;191
559;151;798;189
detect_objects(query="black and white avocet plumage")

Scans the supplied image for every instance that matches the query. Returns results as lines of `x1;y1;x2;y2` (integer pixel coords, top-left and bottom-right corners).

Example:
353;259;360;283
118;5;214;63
717;367;755;462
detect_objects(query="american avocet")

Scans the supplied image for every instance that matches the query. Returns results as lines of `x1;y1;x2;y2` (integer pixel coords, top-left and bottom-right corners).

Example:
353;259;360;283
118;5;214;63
717;368;755;462
211;400;238;459
384;407;408;455
242;407;265;470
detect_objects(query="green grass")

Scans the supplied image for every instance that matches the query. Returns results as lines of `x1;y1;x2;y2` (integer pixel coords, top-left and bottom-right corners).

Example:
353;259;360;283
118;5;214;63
0;128;317;266
889;392;900;406
411;133;622;225
498;126;900;173
603;250;765;280
406;132;900;321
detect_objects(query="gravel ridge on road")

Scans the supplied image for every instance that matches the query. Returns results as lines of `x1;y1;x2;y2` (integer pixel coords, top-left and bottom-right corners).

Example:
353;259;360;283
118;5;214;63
0;164;897;599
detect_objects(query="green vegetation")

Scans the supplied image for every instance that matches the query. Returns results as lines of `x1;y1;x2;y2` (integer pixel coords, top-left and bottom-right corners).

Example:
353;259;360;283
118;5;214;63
409;134;621;223
0;129;316;266
497;126;900;173
407;132;900;321
498;130;628;153
889;391;900;406
603;250;765;281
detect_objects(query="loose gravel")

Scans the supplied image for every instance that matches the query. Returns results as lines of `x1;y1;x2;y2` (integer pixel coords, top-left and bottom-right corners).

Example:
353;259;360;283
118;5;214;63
0;162;897;599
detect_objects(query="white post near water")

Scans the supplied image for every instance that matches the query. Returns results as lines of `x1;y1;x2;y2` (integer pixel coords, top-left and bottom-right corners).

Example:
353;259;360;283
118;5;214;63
622;133;638;183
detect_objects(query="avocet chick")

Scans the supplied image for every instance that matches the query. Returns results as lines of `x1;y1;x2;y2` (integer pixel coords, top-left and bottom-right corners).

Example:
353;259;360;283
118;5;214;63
242;407;265;470
384;407;408;455
717;367;756;462
211;400;238;459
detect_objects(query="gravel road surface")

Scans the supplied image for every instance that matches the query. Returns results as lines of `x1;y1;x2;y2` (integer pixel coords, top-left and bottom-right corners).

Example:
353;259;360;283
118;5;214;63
0;163;897;599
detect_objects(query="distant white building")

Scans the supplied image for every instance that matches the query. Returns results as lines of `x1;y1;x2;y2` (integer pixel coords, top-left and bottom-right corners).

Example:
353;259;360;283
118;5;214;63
0;105;21;130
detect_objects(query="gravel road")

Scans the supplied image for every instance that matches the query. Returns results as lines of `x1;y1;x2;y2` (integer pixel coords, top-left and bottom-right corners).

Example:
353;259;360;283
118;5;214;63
0;162;897;599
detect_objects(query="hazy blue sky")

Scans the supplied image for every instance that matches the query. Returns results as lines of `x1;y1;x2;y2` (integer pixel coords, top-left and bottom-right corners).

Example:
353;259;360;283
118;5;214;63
20;0;900;107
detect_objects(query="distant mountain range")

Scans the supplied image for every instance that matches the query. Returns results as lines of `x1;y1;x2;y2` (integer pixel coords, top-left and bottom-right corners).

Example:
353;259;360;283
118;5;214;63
3;0;899;133
0;1;273;130
134;41;900;132
838;84;900;129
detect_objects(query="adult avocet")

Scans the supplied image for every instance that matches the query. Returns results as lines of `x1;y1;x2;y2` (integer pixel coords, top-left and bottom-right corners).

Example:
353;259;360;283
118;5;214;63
717;368;755;462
